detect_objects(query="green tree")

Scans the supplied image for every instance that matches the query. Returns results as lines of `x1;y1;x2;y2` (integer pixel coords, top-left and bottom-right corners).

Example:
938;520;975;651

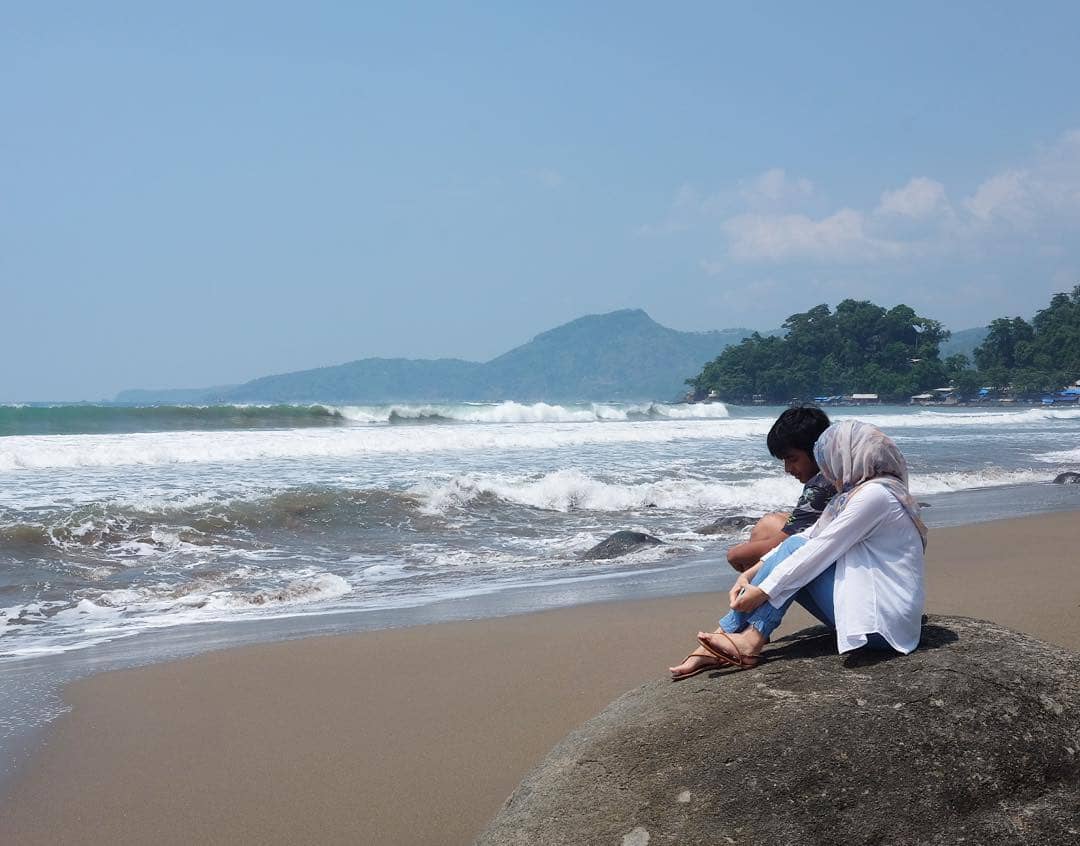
974;317;1035;371
952;369;983;397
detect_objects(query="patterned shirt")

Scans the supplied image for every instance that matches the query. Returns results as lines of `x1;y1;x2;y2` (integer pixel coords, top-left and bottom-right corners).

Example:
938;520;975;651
781;472;837;536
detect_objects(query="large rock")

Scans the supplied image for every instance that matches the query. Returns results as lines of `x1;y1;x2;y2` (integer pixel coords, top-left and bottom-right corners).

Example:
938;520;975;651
478;616;1080;845
1053;471;1080;484
583;531;663;560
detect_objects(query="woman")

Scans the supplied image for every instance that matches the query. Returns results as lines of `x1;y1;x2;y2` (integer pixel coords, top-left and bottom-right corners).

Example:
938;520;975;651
670;420;927;680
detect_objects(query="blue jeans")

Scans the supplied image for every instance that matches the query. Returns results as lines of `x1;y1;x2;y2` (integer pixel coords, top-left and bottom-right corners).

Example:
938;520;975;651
719;535;892;650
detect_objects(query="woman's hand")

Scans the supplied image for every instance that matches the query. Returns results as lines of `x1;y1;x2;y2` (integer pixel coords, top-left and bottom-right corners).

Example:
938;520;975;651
730;584;769;613
728;571;751;606
728;560;764;606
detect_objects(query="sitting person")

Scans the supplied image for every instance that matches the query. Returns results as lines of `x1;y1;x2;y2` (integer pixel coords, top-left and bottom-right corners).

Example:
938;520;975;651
671;420;927;680
727;406;834;572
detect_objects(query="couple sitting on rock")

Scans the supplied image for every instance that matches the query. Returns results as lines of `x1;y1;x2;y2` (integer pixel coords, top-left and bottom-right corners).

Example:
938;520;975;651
671;409;928;680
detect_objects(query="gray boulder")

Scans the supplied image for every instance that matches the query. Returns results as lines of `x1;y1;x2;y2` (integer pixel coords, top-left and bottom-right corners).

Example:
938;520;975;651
1053;471;1080;484
583;531;663;560
693;515;758;535
478;616;1080;846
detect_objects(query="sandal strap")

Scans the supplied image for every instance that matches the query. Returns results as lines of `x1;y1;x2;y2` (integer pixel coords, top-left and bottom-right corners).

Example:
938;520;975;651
697;631;743;666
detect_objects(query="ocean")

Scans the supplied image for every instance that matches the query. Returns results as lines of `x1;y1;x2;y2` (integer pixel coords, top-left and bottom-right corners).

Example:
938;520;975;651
1;400;1079;776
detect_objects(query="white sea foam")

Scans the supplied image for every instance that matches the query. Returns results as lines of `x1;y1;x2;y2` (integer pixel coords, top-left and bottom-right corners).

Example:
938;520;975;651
337;400;731;424
414;469;802;514
844;407;1080;429
1034;447;1080;464
360;563;414;583
0;419;762;472
908;468;1052;494
0;571;355;657
199;573;352;610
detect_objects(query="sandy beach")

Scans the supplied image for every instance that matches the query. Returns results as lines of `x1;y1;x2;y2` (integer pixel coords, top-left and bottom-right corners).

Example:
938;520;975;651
1;510;1079;845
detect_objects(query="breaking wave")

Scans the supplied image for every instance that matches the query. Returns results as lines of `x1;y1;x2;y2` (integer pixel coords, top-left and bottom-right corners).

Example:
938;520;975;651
0;400;733;437
0;487;429;556
0;419;757;472
414;470;800;514
413;466;1055;514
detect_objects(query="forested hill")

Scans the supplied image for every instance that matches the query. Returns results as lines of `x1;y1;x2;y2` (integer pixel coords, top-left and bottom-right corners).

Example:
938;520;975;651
688;287;1080;403
688;301;954;403
119;310;758;403
478;310;754;401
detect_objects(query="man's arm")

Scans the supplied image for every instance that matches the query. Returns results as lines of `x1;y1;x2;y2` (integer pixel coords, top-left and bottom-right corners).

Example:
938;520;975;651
726;512;789;572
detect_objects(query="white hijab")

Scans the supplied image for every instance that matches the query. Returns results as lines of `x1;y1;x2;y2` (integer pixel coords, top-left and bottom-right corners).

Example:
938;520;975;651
813;420;928;550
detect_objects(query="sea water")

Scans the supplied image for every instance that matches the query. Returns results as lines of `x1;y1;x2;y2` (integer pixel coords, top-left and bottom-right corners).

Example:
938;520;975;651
2;400;1079;663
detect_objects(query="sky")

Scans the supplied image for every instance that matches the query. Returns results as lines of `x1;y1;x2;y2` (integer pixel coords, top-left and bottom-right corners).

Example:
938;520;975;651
4;2;1080;400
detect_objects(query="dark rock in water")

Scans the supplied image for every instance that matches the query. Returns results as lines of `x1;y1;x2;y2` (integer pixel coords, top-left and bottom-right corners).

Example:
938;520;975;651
477;616;1080;846
1054;471;1080;484
582;531;663;560
693;515;758;535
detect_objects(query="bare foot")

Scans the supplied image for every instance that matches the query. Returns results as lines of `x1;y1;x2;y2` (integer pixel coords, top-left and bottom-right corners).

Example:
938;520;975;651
697;628;767;665
669;647;725;679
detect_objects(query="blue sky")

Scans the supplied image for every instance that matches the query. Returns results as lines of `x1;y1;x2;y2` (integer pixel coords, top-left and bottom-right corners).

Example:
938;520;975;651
4;2;1080;400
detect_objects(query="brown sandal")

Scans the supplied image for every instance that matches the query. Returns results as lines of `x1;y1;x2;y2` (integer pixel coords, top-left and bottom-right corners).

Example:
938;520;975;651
670;649;727;682
696;631;761;670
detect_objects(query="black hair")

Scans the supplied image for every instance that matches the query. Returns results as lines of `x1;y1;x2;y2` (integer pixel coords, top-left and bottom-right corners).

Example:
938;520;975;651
766;406;831;459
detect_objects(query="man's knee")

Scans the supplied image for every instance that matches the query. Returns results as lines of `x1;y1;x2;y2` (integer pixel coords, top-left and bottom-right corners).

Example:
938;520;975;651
750;512;788;540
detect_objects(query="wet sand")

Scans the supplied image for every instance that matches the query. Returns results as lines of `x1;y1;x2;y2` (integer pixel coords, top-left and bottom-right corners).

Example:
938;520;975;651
1;511;1078;845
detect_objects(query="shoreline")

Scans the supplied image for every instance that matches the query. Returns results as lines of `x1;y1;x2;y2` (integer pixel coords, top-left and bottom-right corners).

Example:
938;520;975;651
2;510;1079;844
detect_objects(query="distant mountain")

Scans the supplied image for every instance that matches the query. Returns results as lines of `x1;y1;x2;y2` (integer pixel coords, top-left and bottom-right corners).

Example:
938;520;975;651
478;310;754;401
118;310;758;404
939;326;989;362
220;358;484;404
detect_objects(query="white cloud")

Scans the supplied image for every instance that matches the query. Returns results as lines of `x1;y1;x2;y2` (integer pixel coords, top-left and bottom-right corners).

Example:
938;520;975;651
639;168;815;236
876;177;950;219
648;129;1080;271
964;169;1031;223
739;168;814;208
722;208;904;262
964;131;1080;226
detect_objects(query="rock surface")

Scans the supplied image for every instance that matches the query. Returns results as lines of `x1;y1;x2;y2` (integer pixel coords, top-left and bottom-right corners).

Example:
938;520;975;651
693;515;758;535
1053;471;1080;484
477;616;1080;846
582;531;663;560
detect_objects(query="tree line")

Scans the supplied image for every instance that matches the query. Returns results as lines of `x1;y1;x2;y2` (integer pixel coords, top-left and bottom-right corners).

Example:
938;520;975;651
687;286;1080;404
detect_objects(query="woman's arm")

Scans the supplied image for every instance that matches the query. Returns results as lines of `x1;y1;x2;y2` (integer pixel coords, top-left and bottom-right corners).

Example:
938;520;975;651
755;484;892;607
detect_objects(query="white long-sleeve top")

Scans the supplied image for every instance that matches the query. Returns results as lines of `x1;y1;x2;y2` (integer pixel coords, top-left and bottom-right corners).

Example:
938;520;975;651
756;480;925;654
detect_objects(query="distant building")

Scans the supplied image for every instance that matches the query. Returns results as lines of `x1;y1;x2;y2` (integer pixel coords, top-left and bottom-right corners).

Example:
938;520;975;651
1042;380;1080;405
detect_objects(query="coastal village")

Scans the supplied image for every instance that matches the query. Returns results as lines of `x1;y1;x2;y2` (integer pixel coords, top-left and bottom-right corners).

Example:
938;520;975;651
691;378;1080;407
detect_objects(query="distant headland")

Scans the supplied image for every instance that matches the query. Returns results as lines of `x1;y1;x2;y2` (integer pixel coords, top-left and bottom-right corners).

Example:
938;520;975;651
117;308;990;405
